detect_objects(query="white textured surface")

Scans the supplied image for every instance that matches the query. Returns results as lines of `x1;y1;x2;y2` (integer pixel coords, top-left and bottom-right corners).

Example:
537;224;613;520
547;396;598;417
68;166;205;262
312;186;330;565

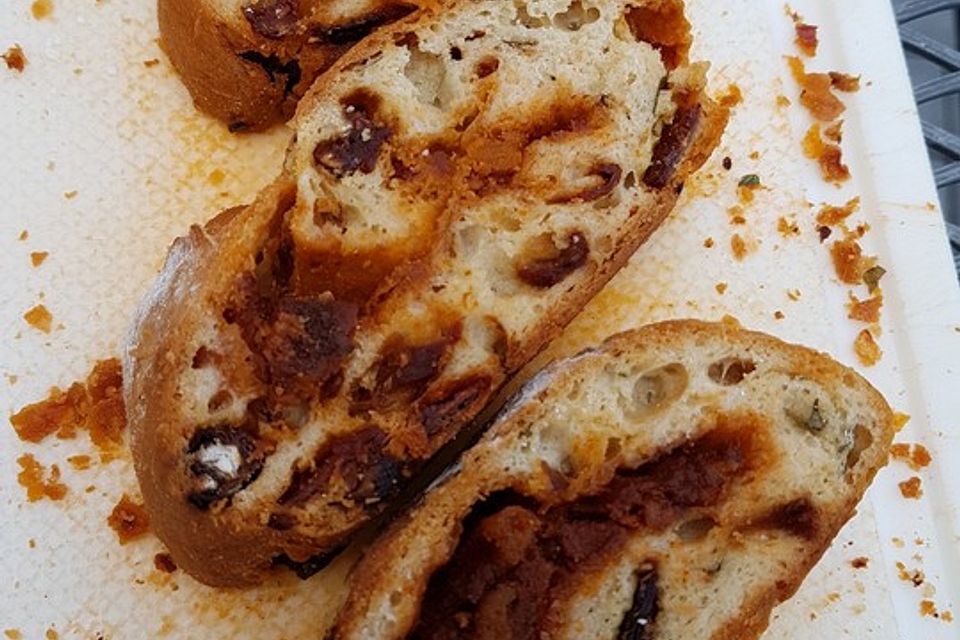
0;0;958;638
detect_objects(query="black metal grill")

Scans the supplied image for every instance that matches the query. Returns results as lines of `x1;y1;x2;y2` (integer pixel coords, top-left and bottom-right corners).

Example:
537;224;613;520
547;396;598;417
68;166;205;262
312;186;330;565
895;0;960;274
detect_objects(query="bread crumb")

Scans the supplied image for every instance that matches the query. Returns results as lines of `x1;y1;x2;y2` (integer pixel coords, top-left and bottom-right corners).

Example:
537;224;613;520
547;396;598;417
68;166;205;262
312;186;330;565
803;124;850;183
777;217;800;237
143;58;160;68
2;44;26;72
31;0;53;20
794;22;818;57
4;630;22;640
890;443;931;471
898;476;923;500
787;289;802;301
67;454;92;470
854;329;882;366
108;494;151;544
731;234;748;260
154;553;178;573
816;197;860;226
831;238;875;284
824;121;843;143
18;230;28;241
728;205;746;225
703;237;714;248
893;412;910;431
719;84;743;108
10;358;126;452
773;310;785;320
23;304;53;333
920;600;938;617
851;557;869;569
16;454;67;502
830;72;861;92
30;251;49;267
847;292;882;323
943;610;954;622
787;56;845;121
28;538;36;549
715;282;727;294
776;94;791;108
64;190;78;199
45;630;58;640
721;156;732;171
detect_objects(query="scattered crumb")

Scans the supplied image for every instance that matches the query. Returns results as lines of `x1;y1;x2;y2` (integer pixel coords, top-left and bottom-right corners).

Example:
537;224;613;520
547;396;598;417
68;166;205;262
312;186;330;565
824;121;843;143
920;600;938;617
67;454;92;470
16;454;67;502
776;94;791;108
830;72;861;92
719;84;743;108
143;58;160;68
64;190;78;199
893;412;910;431
803;124;850;183
851;557;869;569
6;373;19;385
787;56;845;121
896;561;925;586
30;251;49;267
28;539;36;549
890;443;931;471
773;310;785;320
207;168;226;186
848;292;883;323
748;151;760;160
728;205;746;225
4;631;22;640
794;22;818;57
2;44;26;72
862;265;886;292
787;288;802;301
817;197;861;226
722;156;732;171
45;631;58;640
898;476;923;500
892;537;905;548
731;234;748;260
854;329;882;366
737;174;761;203
943;610;954;622
715;282;727;294
831;238;875;284
108;495;151;544
10;359;126;452
703;237;714;248
18;230;28;241
154;553;178;573
817;225;831;242
23;304;53;333
777;217;800;237
31;0;53;20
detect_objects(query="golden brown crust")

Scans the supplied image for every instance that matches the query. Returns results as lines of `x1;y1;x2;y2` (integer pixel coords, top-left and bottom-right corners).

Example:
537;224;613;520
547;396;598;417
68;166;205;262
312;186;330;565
158;0;436;130
333;320;895;639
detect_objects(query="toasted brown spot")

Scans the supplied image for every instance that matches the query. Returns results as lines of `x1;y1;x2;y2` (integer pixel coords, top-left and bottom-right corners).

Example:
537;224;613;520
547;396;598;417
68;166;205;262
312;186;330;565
186;425;265;510
475;56;499;78
624;0;691;69
419;376;491;437
515;231;590;288
643;104;701;189
312;3;417;45
279;427;400;508
750;498;818;539
242;0;298;39
107;494;151;544
314;90;391;177
707;357;756;385
617;568;659;640
845;424;874;471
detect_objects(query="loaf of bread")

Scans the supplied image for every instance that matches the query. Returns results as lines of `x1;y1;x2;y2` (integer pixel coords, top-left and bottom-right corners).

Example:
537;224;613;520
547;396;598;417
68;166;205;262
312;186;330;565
332;320;895;640
159;0;434;130
126;0;726;587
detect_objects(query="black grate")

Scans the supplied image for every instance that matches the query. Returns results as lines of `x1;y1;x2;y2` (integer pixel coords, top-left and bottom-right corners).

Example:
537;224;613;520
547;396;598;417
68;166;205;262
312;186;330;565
896;0;960;274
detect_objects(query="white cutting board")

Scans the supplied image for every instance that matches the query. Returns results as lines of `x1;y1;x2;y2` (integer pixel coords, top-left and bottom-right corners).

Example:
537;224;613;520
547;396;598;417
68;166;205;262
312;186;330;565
1;0;958;638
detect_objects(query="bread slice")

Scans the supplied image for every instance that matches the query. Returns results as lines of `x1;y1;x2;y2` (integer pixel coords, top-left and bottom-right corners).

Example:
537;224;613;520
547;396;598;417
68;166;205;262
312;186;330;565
158;0;433;130
126;0;727;587
332;320;895;640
